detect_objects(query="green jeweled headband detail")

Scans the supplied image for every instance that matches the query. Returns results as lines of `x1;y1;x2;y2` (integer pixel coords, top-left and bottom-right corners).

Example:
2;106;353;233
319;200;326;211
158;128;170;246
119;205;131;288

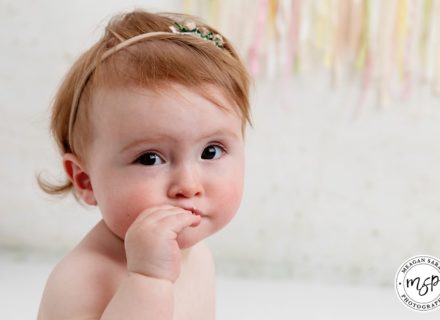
169;21;225;48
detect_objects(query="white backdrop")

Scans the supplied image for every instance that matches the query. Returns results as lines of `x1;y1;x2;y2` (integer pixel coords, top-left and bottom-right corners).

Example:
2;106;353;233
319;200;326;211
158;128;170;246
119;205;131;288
2;0;440;286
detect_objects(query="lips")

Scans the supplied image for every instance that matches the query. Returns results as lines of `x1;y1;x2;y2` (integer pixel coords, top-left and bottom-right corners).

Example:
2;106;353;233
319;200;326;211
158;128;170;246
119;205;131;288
183;207;203;217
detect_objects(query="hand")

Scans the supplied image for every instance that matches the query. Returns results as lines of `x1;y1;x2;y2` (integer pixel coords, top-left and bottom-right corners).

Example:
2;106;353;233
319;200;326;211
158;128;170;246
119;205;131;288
124;205;201;282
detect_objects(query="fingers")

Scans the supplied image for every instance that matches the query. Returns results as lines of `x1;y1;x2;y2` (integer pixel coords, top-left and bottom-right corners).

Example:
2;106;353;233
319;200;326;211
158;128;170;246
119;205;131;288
163;212;201;233
135;205;179;223
133;205;201;234
124;205;201;282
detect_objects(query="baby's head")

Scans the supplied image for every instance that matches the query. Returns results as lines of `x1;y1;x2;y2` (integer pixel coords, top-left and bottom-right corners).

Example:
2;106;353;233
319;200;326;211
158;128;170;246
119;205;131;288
41;10;250;193
40;10;251;246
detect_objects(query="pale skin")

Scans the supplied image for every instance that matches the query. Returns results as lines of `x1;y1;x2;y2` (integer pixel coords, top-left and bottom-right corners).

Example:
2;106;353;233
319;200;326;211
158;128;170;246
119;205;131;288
38;84;245;319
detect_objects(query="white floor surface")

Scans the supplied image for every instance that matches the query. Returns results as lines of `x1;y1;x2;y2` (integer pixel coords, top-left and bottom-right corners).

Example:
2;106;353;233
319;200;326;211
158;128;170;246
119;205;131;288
1;250;438;319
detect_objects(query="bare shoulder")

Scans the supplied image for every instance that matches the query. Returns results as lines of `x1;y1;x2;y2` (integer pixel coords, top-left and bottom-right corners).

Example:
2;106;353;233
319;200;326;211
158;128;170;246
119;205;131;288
38;222;126;320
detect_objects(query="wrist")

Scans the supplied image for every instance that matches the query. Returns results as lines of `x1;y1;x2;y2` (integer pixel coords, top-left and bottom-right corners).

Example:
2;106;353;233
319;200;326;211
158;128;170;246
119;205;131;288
127;271;175;286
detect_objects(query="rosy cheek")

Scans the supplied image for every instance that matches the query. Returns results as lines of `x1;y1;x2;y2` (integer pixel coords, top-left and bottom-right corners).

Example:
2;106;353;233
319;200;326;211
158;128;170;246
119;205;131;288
217;183;243;223
99;189;149;238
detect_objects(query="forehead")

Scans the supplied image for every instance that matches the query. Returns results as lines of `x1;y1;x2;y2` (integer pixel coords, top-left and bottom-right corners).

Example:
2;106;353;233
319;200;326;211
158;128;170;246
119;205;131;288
88;84;242;143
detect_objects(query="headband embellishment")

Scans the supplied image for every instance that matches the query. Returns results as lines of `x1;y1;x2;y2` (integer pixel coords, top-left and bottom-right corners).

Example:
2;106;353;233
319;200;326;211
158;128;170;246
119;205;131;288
169;21;225;48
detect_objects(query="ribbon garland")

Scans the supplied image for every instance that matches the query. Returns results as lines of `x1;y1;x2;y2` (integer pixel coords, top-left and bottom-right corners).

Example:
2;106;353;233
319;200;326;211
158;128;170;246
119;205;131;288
185;0;440;101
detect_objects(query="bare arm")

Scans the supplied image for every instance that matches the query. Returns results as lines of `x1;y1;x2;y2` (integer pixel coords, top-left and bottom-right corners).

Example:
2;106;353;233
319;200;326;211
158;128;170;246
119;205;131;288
101;206;201;320
101;273;173;319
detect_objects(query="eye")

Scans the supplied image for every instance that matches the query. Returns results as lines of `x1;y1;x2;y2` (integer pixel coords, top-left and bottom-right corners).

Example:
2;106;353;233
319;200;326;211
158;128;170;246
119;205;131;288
135;152;164;166
201;145;225;160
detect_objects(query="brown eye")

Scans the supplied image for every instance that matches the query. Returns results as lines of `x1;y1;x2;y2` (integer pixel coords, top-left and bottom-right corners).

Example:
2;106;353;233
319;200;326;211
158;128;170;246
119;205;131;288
201;145;224;160
135;153;164;166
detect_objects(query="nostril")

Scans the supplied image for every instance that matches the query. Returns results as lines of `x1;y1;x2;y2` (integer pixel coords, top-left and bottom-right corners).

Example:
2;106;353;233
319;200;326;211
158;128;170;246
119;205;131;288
168;182;203;199
174;189;201;198
167;169;203;198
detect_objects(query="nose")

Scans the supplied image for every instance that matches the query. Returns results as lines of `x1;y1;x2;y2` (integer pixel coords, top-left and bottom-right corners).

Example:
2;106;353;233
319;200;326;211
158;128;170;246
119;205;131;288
167;164;203;199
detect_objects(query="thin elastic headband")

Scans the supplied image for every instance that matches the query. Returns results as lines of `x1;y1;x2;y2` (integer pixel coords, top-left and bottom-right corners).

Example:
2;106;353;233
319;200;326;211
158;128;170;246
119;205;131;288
68;31;173;152
67;22;226;153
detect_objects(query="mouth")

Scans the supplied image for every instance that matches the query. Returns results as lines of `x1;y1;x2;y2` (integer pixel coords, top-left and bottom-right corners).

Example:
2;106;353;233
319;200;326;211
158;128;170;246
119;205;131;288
183;207;203;217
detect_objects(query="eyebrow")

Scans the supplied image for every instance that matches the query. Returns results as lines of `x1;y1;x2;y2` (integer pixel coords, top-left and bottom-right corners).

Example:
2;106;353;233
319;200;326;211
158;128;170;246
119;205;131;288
120;129;240;153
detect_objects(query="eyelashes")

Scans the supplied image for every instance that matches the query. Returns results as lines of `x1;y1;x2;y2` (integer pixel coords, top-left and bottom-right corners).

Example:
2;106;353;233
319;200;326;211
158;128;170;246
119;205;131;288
134;144;227;166
134;152;164;166
201;145;225;160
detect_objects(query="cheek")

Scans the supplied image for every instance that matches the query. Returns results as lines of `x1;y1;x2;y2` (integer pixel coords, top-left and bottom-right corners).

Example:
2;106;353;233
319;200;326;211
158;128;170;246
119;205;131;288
94;177;161;239
214;167;245;226
98;191;142;238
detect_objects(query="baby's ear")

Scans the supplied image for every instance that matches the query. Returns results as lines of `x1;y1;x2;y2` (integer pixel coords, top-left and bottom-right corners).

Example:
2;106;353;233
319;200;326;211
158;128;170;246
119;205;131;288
63;153;97;206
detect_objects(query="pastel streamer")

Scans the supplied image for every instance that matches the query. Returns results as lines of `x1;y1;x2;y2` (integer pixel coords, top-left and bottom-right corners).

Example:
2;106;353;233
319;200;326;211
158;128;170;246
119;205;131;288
185;0;440;101
248;0;269;76
395;0;408;79
287;0;301;74
267;0;279;77
184;0;193;13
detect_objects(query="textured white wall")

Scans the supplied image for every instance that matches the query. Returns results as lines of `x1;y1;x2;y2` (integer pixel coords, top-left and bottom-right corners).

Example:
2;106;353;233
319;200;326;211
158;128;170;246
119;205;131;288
214;76;440;286
2;0;440;286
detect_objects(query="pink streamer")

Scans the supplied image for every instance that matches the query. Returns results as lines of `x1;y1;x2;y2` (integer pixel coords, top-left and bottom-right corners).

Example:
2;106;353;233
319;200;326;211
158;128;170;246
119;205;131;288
248;0;269;76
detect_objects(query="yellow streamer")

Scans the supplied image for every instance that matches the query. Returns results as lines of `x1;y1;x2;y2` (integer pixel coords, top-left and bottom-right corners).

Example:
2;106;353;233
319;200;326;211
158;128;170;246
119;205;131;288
395;0;408;79
183;0;193;13
420;0;433;72
184;0;440;100
356;0;369;71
